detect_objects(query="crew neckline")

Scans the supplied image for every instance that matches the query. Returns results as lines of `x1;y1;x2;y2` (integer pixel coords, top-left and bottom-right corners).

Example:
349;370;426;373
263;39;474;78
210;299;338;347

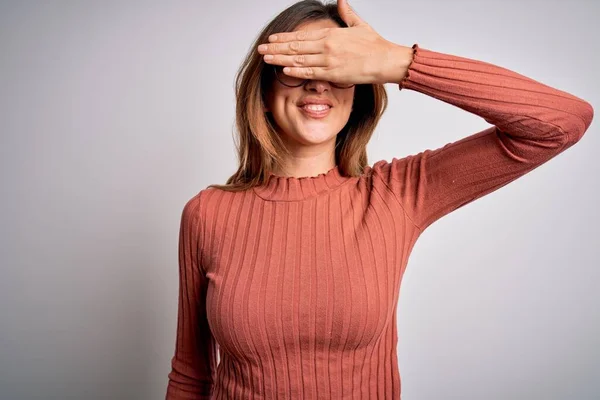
252;165;352;201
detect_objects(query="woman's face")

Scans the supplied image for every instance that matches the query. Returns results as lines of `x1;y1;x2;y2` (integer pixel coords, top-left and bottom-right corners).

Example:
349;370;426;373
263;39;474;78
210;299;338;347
264;19;355;151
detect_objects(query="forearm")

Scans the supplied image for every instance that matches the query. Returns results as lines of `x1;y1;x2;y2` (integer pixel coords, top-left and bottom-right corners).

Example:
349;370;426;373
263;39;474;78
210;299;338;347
395;44;593;141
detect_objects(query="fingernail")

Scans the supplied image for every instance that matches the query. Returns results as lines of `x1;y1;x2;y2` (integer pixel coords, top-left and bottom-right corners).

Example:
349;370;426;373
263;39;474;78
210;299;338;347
258;44;268;51
269;35;278;41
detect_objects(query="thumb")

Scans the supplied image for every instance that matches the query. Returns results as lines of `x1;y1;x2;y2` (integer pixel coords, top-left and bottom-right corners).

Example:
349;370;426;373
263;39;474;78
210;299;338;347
337;0;366;27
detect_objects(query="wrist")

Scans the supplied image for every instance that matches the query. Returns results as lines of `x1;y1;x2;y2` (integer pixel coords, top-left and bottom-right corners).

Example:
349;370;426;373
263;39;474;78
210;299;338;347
379;42;414;85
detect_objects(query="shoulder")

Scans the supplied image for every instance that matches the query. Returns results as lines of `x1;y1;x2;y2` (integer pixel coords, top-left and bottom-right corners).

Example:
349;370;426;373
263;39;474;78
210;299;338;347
368;157;411;181
180;190;203;228
181;187;212;217
370;159;389;173
179;187;220;240
181;185;234;220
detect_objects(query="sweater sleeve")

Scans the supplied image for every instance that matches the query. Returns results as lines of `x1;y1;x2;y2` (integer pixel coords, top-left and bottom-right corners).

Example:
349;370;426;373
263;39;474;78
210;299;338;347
166;192;219;399
372;43;594;232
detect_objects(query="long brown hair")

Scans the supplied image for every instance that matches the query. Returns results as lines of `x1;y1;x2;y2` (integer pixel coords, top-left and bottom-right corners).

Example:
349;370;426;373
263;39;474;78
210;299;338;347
208;0;388;192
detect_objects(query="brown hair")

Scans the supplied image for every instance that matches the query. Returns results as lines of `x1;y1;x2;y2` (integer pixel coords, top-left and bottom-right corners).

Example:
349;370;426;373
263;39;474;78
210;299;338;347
208;0;388;192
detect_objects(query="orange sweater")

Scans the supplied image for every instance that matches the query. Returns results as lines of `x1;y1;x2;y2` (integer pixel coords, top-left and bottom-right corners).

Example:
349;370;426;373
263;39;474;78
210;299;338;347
165;44;593;399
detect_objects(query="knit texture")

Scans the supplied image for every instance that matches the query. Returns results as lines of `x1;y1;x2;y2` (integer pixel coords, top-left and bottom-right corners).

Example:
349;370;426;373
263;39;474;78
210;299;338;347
166;44;593;399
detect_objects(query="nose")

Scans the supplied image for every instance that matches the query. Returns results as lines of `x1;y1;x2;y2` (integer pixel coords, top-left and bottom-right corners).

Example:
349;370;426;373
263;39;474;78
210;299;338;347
304;79;330;93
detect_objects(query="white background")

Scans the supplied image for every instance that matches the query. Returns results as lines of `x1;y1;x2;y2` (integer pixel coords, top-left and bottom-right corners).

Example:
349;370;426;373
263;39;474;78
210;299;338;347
1;0;598;398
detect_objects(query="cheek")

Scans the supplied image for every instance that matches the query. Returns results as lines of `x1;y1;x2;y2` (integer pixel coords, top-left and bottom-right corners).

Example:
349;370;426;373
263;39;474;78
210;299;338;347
266;86;284;109
338;90;355;110
272;92;298;116
267;93;297;129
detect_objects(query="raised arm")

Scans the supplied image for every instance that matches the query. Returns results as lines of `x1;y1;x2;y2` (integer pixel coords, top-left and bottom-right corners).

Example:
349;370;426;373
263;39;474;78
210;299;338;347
372;43;594;232
166;192;218;399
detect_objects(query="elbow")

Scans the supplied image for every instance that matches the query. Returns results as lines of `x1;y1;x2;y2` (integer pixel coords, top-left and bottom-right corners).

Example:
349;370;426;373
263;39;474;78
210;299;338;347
566;100;594;145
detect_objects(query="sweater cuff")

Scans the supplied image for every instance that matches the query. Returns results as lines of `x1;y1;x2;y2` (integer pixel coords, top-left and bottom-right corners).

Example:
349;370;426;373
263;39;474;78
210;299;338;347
398;43;419;91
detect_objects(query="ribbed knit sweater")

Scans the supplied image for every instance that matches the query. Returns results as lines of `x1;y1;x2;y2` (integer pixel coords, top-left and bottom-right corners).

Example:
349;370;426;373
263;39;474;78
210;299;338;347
165;44;594;399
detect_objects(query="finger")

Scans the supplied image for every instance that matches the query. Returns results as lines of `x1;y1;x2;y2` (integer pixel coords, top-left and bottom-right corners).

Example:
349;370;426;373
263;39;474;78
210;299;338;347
257;39;324;55
337;0;366;27
263;53;328;68
281;66;328;80
268;28;329;43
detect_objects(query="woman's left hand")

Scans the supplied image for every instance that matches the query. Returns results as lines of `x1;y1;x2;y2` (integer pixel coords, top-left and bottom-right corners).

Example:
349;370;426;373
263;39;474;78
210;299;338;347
257;0;414;85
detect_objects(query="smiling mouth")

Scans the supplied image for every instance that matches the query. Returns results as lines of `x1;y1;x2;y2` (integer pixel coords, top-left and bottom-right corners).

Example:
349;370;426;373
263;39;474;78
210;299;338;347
299;104;332;118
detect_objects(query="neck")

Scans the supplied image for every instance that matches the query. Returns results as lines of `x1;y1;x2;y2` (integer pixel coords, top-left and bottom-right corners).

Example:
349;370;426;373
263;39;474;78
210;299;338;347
272;133;338;179
253;164;352;201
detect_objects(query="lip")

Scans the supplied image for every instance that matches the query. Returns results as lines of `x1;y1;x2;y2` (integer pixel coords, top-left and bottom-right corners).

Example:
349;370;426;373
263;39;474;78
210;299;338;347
299;104;331;119
297;97;333;107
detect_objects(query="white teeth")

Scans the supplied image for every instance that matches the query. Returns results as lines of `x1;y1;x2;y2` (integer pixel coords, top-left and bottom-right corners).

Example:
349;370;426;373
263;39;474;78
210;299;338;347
302;104;330;111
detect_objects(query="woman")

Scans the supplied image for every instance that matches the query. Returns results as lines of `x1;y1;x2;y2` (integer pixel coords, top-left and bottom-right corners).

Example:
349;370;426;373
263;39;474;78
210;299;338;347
166;0;593;398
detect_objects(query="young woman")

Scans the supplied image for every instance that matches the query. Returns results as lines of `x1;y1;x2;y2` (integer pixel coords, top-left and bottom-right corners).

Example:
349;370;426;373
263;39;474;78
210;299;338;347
166;0;593;398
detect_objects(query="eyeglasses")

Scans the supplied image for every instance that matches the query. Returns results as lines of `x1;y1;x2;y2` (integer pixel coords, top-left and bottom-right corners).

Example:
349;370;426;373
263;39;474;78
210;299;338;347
272;65;355;89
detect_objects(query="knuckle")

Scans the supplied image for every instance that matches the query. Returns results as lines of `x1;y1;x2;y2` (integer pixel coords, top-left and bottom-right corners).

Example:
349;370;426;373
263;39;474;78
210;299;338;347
297;30;307;40
304;67;313;77
290;41;300;52
294;55;305;65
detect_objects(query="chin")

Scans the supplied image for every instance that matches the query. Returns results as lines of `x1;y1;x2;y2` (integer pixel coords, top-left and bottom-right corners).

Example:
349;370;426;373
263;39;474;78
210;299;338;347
292;121;342;142
284;129;336;146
